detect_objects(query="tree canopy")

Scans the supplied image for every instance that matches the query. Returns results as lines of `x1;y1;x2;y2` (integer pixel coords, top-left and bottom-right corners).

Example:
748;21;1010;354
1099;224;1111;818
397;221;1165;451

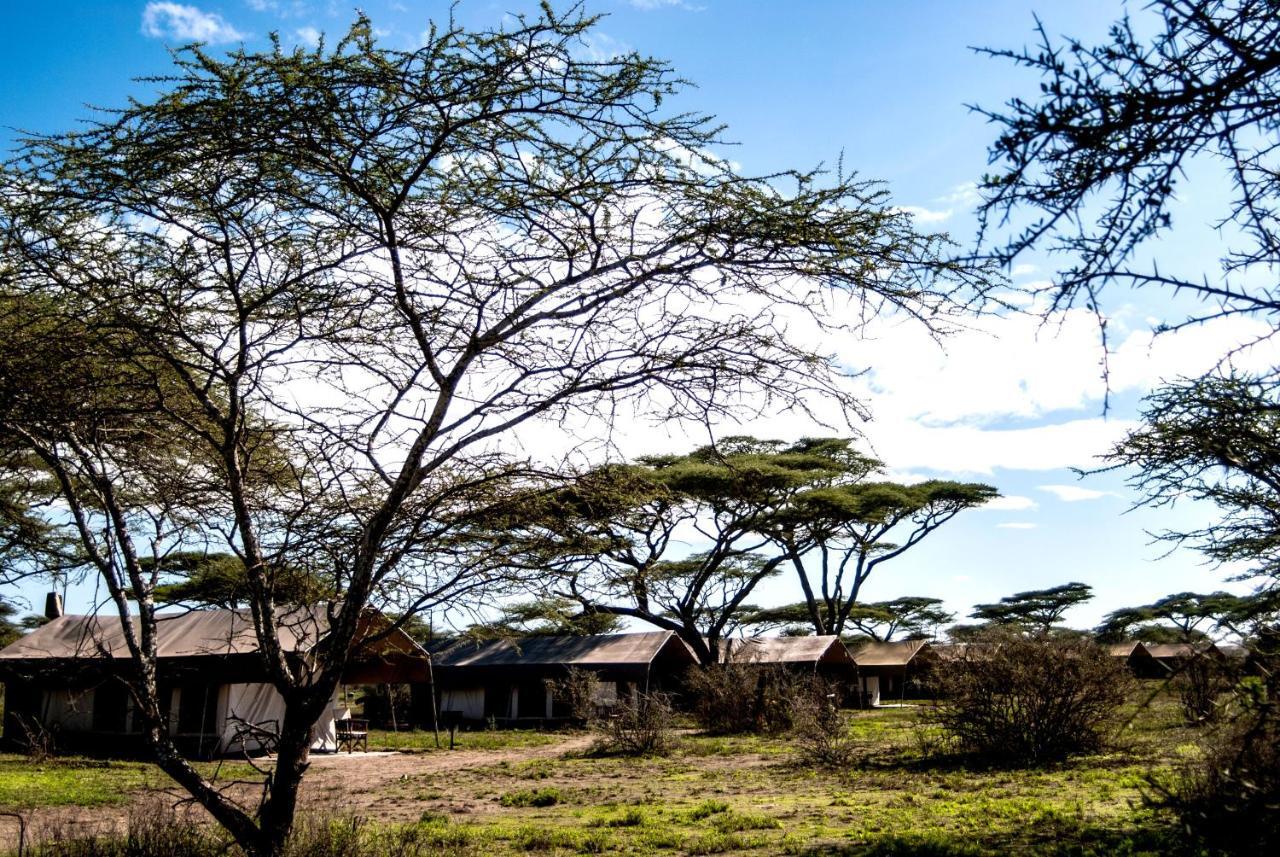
970;582;1094;633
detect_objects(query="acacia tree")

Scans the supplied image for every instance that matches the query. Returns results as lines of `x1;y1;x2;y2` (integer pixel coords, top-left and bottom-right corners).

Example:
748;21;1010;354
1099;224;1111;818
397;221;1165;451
969;582;1095;633
772;478;997;637
1097;591;1246;643
517;438;855;664
844;596;954;642
0;10;984;854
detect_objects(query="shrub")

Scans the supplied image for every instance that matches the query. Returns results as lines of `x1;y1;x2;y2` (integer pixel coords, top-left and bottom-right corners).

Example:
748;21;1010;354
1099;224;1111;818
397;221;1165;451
1152;673;1280;854
1172;652;1233;725
551;667;601;725
591;691;676;756
684;663;799;734
789;681;856;769
499;787;563;807
928;629;1129;765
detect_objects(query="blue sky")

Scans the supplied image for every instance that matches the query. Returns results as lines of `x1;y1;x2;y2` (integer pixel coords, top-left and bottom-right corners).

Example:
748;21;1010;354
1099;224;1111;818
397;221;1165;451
1;1;1264;632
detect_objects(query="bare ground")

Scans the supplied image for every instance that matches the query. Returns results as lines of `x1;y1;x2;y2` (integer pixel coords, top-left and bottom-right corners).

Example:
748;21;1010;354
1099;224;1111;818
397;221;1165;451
0;733;598;851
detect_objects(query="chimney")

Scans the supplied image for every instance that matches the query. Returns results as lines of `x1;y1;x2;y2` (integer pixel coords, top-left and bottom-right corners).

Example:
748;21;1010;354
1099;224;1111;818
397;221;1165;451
45;592;64;620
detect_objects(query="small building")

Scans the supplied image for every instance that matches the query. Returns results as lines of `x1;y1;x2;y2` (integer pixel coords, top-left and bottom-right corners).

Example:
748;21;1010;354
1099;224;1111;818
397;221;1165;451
1143;641;1224;674
1105;641;1166;678
720;635;856;678
427;631;697;724
0;607;429;757
849;639;938;705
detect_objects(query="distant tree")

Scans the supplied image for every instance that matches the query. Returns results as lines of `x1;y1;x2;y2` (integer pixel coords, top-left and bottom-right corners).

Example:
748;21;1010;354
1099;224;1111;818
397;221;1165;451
0;599;24;649
141;553;332;610
1097;591;1246;643
754;595;953;642
468;597;624;638
970;582;1094;633
844;596;954;642
769;465;995;637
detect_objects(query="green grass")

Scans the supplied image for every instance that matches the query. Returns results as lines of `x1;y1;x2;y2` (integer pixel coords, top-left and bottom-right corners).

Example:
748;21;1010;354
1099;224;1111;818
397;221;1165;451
4;684;1208;855
0;754;260;808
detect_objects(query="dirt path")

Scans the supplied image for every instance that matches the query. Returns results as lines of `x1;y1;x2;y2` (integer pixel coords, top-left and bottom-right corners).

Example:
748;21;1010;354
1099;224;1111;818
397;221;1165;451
0;735;596;850
300;734;597;821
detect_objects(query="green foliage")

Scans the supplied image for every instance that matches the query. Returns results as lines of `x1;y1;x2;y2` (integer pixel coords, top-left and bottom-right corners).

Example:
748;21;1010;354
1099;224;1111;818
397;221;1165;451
1097;590;1249;643
498;786;563;807
1152;676;1280;854
928;629;1131;766
141;553;332;609
468;598;624;639
969;582;1094;632
505;436;994;659
842;596;953;642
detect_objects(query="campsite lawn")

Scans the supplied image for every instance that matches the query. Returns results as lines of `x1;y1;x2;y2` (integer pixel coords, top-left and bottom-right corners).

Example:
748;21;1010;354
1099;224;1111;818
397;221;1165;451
0;688;1204;855
375;697;1194;855
0;755;260;808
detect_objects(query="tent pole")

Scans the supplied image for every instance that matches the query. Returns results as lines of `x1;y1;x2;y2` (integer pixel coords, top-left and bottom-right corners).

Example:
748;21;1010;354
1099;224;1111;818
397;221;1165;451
428;658;440;749
386;683;399;732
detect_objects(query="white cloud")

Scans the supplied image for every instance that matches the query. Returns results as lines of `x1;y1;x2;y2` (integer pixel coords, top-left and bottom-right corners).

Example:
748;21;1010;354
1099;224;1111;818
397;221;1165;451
938;182;980;207
1010;263;1037;278
864;417;1136;475
142;3;245;42
294;26;322;47
575;32;633;62
896;205;953;224
1038;484;1116;502
980;495;1038;512
997;522;1038;529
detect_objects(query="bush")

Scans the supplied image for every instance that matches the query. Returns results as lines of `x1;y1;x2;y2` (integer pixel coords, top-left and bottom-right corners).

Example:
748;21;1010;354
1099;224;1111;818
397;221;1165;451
684;663;800;734
591;691;676;756
789;681;855;769
498;786;563;807
1153;674;1280;854
1173;653;1233;725
551;667;601;725
928;629;1130;765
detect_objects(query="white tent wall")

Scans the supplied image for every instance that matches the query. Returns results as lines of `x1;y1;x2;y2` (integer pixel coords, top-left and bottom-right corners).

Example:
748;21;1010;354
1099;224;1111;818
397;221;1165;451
40;688;94;731
439;687;484;720
218;683;338;755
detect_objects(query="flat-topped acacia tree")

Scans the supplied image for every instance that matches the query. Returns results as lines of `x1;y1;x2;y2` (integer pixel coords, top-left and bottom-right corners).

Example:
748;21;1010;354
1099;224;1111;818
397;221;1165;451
0;8;987;855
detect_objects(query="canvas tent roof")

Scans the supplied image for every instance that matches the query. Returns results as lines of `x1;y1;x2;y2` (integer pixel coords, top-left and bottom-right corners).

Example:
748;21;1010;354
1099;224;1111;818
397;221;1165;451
721;635;853;666
1143;642;1220;660
0;607;427;670
850;639;932;667
426;631;695;669
1106;641;1151;658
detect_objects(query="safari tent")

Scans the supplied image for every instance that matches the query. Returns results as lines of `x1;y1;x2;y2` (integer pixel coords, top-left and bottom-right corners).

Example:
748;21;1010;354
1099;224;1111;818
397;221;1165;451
720;635;856;677
0;606;430;757
849;639;939;705
426;631;697;724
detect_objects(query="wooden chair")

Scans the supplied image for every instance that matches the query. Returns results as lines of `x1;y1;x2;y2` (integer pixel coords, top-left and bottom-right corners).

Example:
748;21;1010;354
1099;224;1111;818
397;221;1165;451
335;717;368;753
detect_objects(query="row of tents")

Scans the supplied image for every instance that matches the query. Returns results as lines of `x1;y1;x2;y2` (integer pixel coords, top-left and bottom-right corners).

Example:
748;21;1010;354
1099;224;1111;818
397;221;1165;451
0;606;1227;758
